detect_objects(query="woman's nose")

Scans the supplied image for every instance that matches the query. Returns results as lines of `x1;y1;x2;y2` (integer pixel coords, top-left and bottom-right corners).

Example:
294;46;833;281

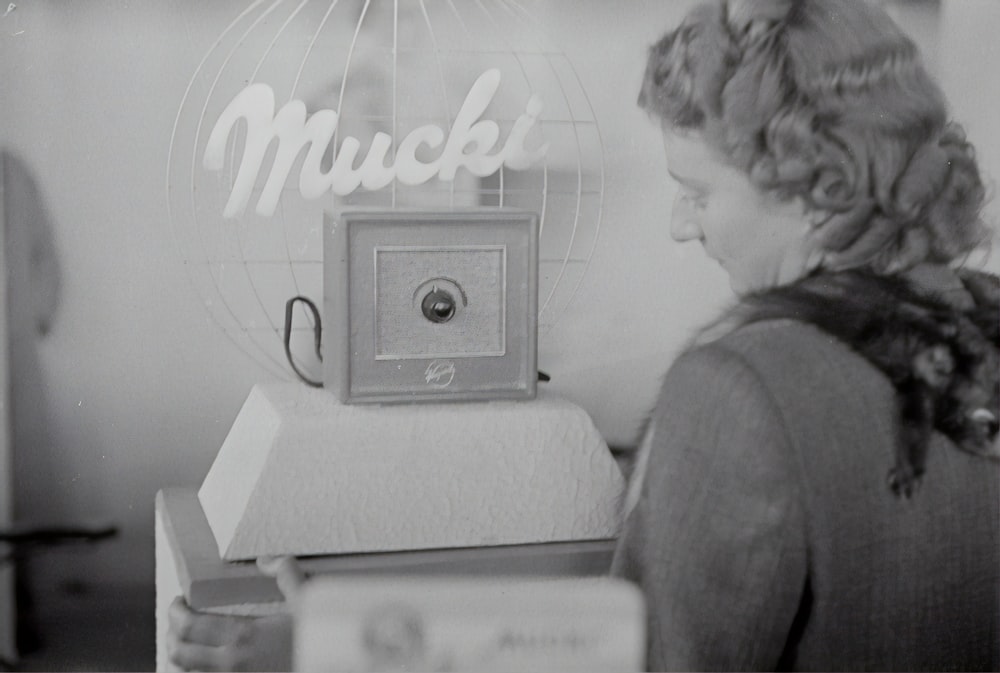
670;193;702;242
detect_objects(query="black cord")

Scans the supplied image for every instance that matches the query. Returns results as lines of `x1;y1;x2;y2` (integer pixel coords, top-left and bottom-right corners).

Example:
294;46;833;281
284;296;324;388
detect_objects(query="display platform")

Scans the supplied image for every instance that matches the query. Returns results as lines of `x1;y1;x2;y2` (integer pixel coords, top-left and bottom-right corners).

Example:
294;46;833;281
156;384;627;671
198;384;625;561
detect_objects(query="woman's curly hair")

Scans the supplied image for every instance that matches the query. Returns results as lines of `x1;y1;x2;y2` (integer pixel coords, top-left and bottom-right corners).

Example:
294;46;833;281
640;0;990;273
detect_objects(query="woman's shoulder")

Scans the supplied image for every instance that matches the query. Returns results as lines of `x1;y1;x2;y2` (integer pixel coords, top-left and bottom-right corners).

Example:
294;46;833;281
658;317;896;453
655;318;891;447
679;317;883;393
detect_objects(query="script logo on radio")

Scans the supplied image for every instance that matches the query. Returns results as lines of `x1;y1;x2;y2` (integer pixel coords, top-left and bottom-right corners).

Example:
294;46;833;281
424;361;457;388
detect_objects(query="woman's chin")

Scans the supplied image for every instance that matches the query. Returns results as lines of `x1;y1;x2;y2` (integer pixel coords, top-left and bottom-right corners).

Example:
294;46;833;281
727;273;756;296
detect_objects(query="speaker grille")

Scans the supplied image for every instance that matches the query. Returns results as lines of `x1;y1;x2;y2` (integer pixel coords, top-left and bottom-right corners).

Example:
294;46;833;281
374;246;506;359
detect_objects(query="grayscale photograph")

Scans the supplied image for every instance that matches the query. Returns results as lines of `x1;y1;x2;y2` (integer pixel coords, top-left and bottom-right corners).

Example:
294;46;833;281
0;0;997;670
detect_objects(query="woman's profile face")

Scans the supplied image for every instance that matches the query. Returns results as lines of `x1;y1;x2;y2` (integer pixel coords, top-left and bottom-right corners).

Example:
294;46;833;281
662;128;819;295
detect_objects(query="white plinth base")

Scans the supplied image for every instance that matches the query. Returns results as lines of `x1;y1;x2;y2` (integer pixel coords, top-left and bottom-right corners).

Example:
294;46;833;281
199;384;625;561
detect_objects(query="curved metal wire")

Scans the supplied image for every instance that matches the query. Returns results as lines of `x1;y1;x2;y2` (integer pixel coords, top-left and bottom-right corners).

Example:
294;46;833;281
284;296;324;388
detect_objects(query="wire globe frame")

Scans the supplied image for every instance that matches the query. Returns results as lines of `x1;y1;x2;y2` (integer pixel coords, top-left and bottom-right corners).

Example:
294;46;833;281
167;0;605;381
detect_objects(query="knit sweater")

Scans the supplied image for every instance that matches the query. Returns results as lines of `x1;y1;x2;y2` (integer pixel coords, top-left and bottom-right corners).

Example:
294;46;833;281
612;316;999;670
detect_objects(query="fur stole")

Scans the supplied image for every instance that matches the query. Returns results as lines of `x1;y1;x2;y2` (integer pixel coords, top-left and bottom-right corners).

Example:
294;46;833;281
700;268;1000;498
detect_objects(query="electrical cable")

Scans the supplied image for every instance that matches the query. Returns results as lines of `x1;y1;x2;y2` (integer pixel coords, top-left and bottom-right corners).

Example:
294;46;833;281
284;296;324;388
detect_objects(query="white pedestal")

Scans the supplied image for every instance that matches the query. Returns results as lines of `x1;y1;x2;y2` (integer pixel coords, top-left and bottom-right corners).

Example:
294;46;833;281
156;384;626;671
199;383;625;560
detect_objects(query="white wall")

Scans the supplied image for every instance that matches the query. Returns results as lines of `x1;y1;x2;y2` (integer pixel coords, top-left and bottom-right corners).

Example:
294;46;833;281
0;1;996;592
941;0;1000;240
1;2;275;589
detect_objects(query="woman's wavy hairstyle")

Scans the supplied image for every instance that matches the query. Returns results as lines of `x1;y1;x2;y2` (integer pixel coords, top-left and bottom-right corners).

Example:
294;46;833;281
640;0;990;273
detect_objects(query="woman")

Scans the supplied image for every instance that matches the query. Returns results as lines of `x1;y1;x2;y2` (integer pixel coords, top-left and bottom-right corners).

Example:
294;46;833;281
612;0;999;670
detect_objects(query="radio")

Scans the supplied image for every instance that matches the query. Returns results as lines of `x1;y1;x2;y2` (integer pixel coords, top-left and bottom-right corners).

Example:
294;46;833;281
322;209;539;403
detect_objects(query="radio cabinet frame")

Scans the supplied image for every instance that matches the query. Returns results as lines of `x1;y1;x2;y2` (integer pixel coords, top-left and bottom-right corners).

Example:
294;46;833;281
323;209;539;404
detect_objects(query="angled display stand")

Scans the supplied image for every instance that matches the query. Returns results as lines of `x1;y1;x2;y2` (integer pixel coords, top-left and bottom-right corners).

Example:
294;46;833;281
155;383;626;672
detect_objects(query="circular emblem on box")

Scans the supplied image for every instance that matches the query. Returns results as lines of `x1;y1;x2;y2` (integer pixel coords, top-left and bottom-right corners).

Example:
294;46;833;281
424;361;457;388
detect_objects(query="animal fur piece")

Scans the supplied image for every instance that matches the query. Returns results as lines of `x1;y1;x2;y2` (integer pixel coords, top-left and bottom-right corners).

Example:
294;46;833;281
707;269;1000;498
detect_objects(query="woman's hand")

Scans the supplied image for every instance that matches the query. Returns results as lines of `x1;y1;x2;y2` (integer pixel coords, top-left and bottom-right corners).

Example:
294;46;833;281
167;599;294;672
167;556;305;672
